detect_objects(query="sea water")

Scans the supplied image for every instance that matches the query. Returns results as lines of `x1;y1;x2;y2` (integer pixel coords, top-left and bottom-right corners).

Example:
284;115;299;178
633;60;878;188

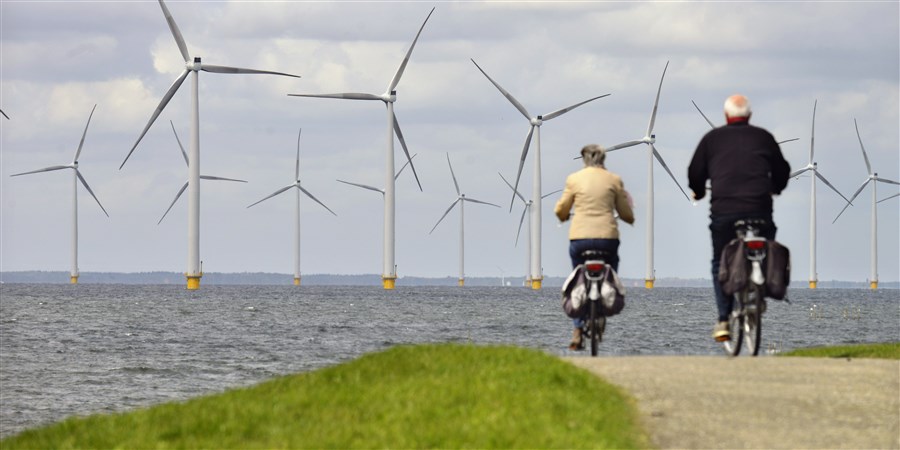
1;284;897;437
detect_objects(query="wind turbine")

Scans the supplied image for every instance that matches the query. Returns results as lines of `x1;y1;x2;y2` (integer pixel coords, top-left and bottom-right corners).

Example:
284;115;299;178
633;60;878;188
336;154;417;196
119;0;301;290
10;104;109;284
471;58;610;289
247;129;336;286
498;172;560;288
605;61;690;289
157;121;247;225
785;101;851;289
832;119;900;290
288;8;433;290
429;153;500;286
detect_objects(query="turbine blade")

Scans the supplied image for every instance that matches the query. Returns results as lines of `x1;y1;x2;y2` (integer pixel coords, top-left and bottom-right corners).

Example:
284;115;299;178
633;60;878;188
10;165;71;177
652;144;691;202
170;120;188;166
201;64;300;78
247;184;294;208
288;92;381;100
809;100;817;163
393;112;422;191
387;7;435;93
498;172;526;204
75;170;109;217
429;199;459;234
295;128;302;181
394;153;417;180
298;185;337;216
542;94;611;121
471;58;531;120
463;197;500;208
73;104;97;162
877;193;899;203
158;0;190;63
832;179;870;224
200;175;247;183
337;179;384;194
646;61;669;137
606;140;643;152
777;138;799;145
0;109;9;120
515;206;527;247
159;182;188;225
814;171;851;204
789;167;811;178
691;100;715;128
541;188;562;199
854;119;872;175
121;69;189;169
446;153;460;195
875;177;900;186
509;125;535;211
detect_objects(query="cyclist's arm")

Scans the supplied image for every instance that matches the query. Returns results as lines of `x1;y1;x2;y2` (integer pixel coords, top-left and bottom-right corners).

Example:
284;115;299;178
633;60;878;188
615;179;635;225
688;137;709;201
554;176;575;222
769;137;791;195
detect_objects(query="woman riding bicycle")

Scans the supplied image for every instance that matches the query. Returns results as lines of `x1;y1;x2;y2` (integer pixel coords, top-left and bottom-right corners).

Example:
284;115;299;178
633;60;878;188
554;144;634;350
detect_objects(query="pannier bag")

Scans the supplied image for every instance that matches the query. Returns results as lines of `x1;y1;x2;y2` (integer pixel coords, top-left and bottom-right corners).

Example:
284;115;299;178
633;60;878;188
718;238;790;300
561;265;626;318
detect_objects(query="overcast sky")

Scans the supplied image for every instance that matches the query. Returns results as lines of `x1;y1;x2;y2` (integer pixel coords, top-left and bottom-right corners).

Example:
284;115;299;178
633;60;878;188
1;1;898;284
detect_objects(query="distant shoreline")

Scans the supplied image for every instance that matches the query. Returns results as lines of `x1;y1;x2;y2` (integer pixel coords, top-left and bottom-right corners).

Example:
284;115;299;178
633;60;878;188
1;271;896;289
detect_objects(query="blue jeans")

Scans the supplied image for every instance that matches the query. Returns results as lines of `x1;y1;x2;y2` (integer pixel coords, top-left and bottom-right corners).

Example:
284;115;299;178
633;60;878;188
570;239;620;328
709;213;776;321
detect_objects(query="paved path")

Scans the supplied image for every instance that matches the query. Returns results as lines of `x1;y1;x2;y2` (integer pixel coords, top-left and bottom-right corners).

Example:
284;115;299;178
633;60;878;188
566;356;899;449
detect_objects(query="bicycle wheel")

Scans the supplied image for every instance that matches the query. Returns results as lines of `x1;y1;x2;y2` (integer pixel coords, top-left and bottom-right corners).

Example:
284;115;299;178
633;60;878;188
744;284;764;356
722;292;745;356
589;300;600;357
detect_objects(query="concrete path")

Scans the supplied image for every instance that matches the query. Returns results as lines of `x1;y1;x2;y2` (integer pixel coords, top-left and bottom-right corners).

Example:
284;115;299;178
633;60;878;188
567;356;899;449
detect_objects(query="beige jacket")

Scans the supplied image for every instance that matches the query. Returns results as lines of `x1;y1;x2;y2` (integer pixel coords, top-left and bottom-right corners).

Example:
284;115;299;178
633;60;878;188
554;166;635;240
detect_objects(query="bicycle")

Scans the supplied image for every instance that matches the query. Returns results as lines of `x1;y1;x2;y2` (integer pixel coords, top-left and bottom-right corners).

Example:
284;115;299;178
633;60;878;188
722;219;768;356
580;249;612;357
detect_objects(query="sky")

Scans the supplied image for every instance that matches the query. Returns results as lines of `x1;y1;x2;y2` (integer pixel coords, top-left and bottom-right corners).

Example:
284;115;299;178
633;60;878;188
1;1;898;284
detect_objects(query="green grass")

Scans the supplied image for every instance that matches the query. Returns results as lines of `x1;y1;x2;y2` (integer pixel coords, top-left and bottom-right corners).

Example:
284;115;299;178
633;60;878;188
2;344;650;449
781;342;900;359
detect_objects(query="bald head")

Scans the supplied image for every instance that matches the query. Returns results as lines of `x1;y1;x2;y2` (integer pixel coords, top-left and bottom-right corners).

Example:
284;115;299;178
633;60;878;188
724;94;752;120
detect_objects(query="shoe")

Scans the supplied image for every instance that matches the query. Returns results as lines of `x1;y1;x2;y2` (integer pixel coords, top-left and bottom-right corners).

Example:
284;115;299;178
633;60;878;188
713;321;730;342
568;328;584;350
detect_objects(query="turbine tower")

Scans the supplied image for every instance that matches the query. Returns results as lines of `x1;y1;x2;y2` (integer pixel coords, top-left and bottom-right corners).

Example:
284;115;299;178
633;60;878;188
472;58;610;289
429;153;500;286
247;129;336;286
288;8;433;290
832;119;900;290
787;101;851;289
498;172;560;288
606;61;690;289
11;104;109;284
120;0;301;290
157;121;247;225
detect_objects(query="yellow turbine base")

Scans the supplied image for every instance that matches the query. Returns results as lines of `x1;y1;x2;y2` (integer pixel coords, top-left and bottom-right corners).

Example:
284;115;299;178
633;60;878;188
383;276;397;290
293;277;301;286
809;280;817;289
531;278;542;290
870;281;878;290
458;279;465;287
186;275;202;290
70;275;79;284
645;279;655;289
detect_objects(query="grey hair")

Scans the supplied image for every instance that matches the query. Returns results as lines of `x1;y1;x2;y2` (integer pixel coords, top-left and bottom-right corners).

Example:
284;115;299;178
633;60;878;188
724;94;752;118
581;144;606;167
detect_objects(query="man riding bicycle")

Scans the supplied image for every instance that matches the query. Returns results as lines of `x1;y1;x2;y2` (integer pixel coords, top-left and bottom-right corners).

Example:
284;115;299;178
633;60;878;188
555;144;634;350
688;94;791;342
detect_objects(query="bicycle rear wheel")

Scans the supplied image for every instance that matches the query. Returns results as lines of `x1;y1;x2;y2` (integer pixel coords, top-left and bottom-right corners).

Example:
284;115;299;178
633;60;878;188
589;300;600;356
744;285;764;356
722;293;745;356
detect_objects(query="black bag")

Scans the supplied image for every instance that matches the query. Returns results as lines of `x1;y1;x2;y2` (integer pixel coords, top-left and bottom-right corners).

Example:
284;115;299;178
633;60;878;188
561;265;626;318
765;240;791;300
718;238;791;300
718;238;748;296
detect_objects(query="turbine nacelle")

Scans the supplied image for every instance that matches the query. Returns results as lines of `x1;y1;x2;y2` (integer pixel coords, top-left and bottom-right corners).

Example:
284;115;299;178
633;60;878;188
530;116;543;127
187;56;202;71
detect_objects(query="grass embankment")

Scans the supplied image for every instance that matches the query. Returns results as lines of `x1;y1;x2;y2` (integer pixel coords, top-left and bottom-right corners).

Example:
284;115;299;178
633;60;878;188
781;342;900;359
2;344;650;449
